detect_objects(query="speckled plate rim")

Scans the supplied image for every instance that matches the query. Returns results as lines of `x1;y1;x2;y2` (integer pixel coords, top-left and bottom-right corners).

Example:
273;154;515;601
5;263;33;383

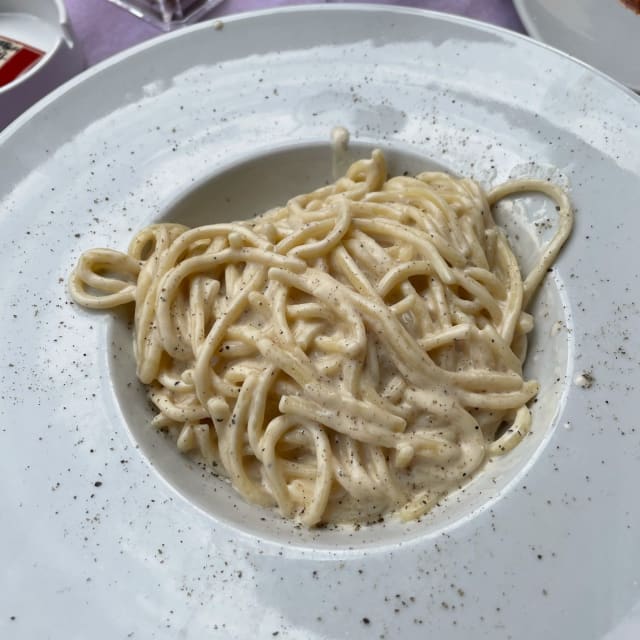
2;2;639;146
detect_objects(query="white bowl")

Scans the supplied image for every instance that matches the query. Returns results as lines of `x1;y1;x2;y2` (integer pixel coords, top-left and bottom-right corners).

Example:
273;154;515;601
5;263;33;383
2;6;640;638
514;0;640;91
0;0;84;129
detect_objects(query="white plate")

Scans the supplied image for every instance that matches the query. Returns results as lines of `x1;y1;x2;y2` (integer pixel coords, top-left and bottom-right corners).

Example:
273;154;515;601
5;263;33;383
514;0;640;91
2;5;640;639
0;0;85;129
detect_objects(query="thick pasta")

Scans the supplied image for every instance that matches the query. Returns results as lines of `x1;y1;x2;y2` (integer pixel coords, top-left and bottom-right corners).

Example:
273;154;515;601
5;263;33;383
69;150;572;527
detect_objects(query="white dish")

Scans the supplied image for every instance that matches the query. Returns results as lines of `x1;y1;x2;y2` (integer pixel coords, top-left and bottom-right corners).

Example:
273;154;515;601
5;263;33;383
1;5;640;638
0;0;84;129
514;0;640;91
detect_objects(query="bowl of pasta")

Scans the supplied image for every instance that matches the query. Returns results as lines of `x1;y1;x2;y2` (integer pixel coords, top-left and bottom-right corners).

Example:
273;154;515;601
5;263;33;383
1;5;639;639
69;139;574;551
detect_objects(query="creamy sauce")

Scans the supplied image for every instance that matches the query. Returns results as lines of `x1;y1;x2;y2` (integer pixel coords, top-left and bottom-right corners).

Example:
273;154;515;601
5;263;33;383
330;125;350;181
574;372;594;389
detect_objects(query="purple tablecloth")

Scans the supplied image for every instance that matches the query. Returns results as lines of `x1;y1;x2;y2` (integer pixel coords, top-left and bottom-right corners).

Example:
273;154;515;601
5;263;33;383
64;0;525;67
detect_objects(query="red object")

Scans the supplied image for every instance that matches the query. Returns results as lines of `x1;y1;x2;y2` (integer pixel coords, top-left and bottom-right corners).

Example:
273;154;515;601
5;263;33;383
621;0;640;13
0;37;45;88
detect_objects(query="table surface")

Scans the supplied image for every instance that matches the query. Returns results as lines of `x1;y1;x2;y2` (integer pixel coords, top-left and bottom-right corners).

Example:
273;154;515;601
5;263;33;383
64;0;526;67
